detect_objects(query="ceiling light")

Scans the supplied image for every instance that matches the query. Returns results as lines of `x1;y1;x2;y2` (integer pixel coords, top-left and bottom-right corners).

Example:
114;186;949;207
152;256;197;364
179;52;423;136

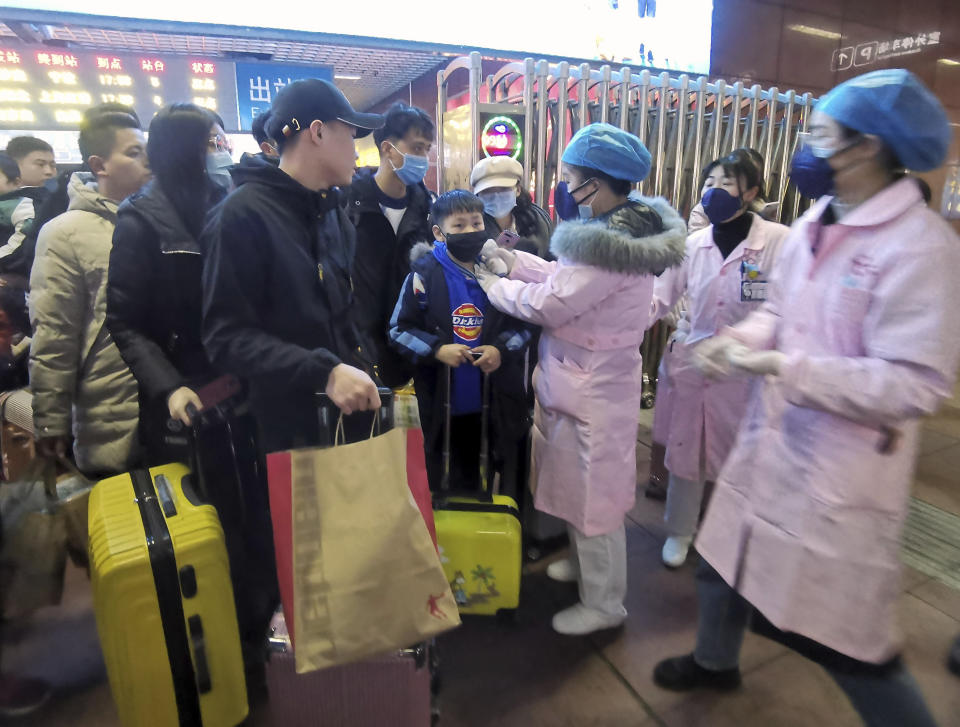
787;24;842;40
938;58;960;66
335;73;362;80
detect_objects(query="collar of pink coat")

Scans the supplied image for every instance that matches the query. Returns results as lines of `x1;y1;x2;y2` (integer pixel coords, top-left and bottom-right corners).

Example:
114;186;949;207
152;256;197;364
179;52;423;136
807;176;923;230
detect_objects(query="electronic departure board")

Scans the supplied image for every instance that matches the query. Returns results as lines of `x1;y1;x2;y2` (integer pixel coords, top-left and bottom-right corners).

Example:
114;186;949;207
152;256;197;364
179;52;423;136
0;47;241;130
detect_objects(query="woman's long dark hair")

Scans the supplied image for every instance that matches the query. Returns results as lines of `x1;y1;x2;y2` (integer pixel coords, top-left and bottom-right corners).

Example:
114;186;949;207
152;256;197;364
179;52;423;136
147;103;217;238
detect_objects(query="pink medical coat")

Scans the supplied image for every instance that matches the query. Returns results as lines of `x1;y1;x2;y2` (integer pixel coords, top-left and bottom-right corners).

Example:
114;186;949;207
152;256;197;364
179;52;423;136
696;178;960;662
651;214;788;481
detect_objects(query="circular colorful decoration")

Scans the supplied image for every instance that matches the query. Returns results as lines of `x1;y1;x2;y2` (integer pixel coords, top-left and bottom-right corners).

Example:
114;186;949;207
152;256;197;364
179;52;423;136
481;115;523;160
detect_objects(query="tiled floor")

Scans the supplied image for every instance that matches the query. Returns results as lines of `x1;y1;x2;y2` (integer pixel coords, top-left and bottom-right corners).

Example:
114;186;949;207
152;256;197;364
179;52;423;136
3;404;960;727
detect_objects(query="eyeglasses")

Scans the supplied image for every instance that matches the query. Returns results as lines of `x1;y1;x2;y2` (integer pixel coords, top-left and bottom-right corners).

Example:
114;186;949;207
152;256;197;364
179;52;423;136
208;133;232;152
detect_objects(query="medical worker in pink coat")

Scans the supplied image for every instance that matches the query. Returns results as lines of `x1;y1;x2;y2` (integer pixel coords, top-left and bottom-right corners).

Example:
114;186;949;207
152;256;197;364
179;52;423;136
477;123;686;635
654;69;959;727
651;151;789;568
648;148;776;502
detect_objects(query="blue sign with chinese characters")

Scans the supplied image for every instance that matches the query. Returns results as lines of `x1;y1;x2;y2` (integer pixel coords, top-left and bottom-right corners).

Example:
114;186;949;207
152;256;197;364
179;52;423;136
234;62;332;131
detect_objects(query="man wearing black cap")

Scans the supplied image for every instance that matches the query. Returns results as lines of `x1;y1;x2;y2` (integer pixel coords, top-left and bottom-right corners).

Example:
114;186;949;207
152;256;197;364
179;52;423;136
201;78;384;452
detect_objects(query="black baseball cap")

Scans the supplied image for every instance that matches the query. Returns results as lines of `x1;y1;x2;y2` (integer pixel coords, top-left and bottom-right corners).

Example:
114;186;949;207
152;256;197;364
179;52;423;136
268;78;383;140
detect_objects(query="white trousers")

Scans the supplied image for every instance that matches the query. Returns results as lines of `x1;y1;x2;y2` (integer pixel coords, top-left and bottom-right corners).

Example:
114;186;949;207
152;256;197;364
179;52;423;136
664;473;707;537
567;522;627;616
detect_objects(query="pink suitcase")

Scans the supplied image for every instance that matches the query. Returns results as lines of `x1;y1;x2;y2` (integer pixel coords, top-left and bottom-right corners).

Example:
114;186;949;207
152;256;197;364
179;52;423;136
263;613;435;727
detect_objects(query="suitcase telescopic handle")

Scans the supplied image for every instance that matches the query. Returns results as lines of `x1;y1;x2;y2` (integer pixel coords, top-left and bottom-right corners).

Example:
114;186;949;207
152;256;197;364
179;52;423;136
187;402;251;522
441;366;452;491
441;365;492;499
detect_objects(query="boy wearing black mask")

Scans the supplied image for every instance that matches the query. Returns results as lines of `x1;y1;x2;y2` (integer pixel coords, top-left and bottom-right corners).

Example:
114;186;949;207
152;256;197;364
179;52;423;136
389;190;533;491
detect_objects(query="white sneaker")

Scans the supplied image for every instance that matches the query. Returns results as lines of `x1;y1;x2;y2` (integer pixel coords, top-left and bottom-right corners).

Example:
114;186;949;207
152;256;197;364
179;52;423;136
552;603;627;636
662;535;694;569
546;558;578;583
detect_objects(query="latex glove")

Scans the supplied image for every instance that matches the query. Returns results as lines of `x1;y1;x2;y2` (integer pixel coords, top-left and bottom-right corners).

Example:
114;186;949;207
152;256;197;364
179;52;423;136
693;335;741;379
726;347;786;377
669;315;691;347
325;363;381;415
470;345;502;374
435;344;473;368
669;328;688;347
480;240;516;276
474;266;501;295
167;386;203;426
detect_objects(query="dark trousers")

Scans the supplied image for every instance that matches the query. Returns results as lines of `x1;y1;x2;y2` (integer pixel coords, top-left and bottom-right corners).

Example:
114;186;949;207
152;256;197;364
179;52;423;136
694;558;939;727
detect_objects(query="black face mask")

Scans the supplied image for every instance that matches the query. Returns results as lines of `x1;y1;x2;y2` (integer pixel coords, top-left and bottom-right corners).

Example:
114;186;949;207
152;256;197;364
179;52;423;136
444;229;488;262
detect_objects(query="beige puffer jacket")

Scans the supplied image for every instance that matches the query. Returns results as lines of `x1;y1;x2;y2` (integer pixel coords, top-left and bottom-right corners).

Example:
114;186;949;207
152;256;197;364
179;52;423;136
29;172;139;474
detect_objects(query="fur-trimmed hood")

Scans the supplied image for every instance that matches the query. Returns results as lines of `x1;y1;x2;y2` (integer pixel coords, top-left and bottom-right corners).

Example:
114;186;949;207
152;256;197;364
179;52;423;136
549;196;686;275
409;241;435;264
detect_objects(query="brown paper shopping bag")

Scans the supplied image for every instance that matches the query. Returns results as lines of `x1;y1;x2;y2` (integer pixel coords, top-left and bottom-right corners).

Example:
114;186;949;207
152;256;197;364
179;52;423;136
284;427;459;674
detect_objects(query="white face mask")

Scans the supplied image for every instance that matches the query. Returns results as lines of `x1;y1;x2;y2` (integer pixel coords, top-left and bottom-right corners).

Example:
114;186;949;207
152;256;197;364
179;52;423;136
481;189;516;219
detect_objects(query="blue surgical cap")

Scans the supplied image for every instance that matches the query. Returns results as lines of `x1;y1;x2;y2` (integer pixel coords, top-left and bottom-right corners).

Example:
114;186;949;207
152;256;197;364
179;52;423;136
561;123;652;182
816;69;950;172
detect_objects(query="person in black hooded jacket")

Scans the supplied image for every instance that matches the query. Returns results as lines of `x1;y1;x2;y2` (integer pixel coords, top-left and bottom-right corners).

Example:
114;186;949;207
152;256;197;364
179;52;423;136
345;102;435;387
106;103;228;463
201;79;384;453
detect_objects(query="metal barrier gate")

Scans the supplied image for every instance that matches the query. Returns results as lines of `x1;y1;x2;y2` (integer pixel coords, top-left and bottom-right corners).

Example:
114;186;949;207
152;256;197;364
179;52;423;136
437;52;819;406
438;52;818;223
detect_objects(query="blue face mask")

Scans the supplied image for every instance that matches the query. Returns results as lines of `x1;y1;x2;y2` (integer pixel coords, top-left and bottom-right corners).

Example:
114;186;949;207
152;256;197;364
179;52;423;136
389;143;429;186
789;145;836;199
702;187;744;225
481;189;517;219
789;134;866;200
554;179;598;221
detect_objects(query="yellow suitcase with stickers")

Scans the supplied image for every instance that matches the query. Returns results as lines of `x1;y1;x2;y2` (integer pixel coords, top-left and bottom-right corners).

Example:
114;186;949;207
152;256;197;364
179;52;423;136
432;368;522;617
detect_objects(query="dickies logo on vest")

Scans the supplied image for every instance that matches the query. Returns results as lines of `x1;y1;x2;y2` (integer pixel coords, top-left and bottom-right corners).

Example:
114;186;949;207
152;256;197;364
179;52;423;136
452;303;483;341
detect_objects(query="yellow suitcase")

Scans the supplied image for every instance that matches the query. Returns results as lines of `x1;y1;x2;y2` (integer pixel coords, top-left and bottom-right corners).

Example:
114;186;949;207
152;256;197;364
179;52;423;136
89;464;247;727
432;369;522;617
434;494;522;616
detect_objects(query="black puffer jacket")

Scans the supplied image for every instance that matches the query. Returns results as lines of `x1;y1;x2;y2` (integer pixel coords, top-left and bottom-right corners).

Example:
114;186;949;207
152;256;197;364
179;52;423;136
107;180;224;459
345;168;433;387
